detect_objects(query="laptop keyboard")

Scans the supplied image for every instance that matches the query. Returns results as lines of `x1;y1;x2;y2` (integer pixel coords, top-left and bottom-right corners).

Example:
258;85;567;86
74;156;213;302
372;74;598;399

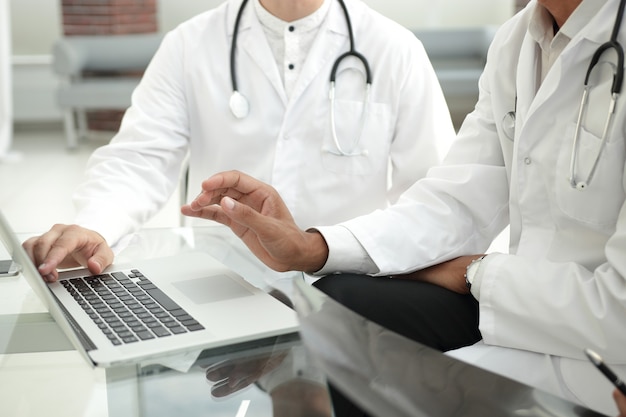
61;269;205;345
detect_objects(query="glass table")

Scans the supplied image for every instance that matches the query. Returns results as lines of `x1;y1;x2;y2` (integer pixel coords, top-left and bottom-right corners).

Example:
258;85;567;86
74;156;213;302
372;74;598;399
0;226;330;417
0;225;611;417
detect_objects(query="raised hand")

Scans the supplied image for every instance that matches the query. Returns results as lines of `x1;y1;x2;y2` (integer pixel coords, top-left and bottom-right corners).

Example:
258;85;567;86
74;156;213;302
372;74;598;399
181;170;328;273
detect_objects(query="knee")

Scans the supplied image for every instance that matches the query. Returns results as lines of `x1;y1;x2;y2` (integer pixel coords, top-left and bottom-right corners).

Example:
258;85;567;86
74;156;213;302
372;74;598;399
312;273;378;311
312;274;354;302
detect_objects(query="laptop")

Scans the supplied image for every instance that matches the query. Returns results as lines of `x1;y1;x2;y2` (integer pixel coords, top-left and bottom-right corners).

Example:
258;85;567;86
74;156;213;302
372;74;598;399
291;279;609;417
0;210;299;368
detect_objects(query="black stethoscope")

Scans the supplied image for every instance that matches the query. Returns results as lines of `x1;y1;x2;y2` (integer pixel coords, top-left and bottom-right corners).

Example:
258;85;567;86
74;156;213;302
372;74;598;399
503;0;625;191
228;0;373;157
570;0;625;190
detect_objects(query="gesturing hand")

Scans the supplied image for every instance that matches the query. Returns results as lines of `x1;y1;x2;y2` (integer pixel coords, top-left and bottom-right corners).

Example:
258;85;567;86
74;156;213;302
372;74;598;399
181;170;328;273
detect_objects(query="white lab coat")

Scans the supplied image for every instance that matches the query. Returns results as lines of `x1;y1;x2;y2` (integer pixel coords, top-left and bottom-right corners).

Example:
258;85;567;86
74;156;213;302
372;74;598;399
72;0;454;246
329;0;626;414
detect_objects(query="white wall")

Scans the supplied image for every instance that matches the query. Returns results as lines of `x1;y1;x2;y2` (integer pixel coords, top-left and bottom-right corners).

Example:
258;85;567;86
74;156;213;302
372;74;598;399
10;0;514;55
9;0;62;56
158;1;514;31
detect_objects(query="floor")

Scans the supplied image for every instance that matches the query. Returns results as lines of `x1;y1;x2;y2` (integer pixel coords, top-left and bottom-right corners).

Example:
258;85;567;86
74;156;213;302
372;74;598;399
0;123;180;235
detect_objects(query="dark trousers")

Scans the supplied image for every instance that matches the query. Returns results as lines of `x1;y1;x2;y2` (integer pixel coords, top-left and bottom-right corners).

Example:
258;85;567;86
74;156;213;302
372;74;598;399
312;273;482;417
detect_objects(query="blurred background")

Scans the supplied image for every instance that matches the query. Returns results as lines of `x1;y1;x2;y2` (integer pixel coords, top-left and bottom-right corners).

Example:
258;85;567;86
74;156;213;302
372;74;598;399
8;0;518;126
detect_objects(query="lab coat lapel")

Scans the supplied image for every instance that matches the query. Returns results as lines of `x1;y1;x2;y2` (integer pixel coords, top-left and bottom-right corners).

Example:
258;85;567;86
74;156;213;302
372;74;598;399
228;0;288;106
287;0;357;104
513;32;541;134
522;0;614;126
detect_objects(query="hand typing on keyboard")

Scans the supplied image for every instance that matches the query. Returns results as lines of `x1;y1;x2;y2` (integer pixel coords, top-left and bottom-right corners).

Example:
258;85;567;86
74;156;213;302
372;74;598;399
22;224;114;283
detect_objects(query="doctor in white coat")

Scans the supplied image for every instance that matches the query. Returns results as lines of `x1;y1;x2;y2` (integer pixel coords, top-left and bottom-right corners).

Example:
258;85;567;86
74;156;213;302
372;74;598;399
24;0;454;281
180;0;626;415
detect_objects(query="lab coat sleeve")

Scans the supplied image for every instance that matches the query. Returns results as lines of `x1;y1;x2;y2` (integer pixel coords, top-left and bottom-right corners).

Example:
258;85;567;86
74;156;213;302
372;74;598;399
474;199;626;363
72;30;190;246
385;36;456;204
475;242;626;363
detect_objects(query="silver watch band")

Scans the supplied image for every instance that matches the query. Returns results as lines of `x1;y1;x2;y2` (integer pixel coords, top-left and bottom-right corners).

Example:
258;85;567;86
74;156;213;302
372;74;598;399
464;255;487;291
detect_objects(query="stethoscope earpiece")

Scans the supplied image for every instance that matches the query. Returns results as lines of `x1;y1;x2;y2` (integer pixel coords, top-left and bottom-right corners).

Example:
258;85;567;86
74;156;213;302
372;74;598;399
229;91;249;119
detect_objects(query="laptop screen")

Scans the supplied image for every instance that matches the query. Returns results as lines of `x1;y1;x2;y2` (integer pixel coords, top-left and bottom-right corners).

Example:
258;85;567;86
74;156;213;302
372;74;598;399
292;279;608;417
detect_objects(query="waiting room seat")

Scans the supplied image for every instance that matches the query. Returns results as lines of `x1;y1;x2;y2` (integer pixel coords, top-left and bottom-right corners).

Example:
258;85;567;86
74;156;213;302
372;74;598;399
51;33;163;149
413;27;497;128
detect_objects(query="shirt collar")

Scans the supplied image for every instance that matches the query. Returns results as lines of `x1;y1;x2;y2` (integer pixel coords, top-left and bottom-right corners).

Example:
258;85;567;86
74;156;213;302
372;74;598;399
528;0;608;48
559;0;607;40
253;0;331;36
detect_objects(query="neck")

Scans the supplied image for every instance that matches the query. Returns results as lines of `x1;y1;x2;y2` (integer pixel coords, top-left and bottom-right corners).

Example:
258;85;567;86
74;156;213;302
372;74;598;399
538;0;583;28
259;0;325;22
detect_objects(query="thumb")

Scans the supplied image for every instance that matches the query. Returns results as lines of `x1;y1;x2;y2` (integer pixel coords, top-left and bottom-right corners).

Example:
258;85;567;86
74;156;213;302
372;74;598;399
221;196;269;231
86;247;114;275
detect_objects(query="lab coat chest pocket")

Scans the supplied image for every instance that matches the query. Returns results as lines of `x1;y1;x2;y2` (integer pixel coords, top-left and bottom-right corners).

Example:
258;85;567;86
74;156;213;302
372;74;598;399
555;121;626;228
318;99;392;175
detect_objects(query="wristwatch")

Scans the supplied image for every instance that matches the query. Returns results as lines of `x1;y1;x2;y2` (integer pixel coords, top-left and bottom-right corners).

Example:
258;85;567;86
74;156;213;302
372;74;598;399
464;255;487;291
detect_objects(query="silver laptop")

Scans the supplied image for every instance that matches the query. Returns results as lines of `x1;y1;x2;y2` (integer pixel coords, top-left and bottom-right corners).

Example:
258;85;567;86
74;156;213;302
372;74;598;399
292;279;608;417
0;210;299;368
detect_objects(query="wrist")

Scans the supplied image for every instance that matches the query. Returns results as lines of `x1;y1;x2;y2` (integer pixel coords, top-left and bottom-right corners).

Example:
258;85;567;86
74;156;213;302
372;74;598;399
464;255;487;295
301;230;329;273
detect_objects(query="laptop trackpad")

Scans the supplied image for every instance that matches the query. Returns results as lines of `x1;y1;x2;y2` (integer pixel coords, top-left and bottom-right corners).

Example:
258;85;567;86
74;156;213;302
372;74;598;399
172;275;253;304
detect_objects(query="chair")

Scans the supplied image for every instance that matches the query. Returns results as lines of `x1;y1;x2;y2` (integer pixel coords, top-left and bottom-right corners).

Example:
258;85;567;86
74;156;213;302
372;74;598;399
413;27;497;128
51;33;163;149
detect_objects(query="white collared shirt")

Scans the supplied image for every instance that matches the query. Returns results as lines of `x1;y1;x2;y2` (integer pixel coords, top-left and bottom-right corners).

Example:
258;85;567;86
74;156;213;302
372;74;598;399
254;0;331;98
530;0;605;84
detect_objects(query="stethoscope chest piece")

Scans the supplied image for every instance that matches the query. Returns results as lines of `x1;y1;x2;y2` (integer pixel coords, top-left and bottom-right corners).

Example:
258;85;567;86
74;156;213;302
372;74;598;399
575;181;588;191
229;91;249;119
502;111;516;141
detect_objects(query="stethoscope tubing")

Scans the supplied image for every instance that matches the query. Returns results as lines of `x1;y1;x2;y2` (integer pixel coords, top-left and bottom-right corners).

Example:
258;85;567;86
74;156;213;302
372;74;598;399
230;0;249;95
228;0;372;156
570;0;625;189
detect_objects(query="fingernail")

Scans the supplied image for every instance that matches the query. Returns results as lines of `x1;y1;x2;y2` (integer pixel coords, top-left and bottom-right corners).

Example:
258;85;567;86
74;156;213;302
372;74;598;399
223;197;235;210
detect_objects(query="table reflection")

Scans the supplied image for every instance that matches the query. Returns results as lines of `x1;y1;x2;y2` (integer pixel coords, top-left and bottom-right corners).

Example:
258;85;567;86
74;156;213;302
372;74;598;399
131;333;331;417
294;280;608;417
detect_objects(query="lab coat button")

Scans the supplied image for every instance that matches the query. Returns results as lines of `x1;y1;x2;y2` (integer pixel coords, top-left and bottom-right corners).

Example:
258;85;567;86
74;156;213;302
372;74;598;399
524;157;531;165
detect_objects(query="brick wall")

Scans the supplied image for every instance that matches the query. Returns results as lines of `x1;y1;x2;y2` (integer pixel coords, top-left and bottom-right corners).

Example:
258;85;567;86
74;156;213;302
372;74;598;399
60;0;158;132
61;0;157;35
